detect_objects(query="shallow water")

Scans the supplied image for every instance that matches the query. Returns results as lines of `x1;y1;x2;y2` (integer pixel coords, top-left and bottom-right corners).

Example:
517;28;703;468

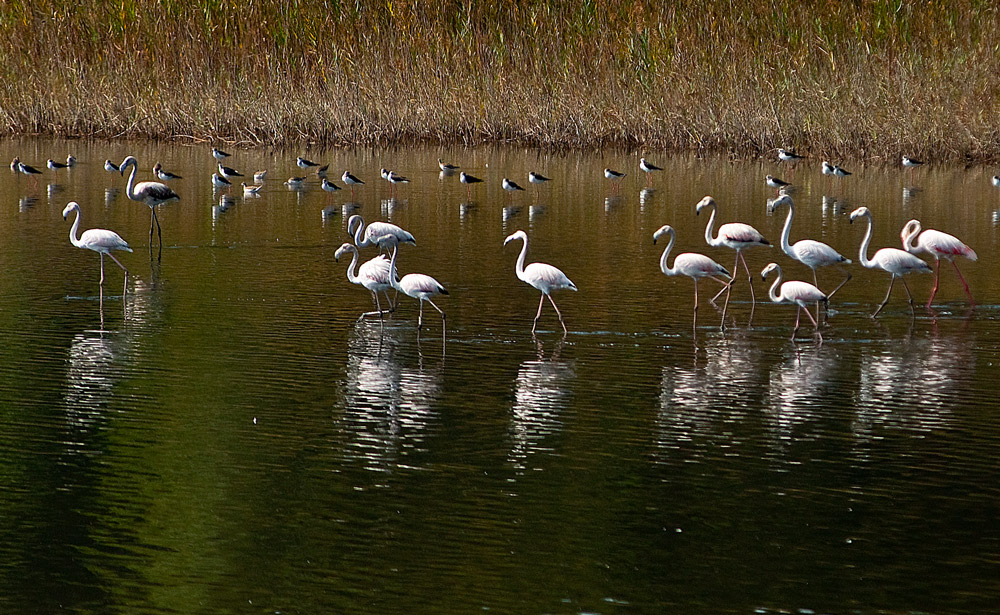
2;138;1000;614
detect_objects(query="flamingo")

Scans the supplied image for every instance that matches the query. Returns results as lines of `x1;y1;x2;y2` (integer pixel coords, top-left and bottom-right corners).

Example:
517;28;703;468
384;237;448;338
119;156;180;253
652;225;731;321
761;263;827;341
639;157;662;185
504;229;577;334
769;194;852;309
696;195;770;323
62;201;132;299
347;214;415;253
900;219;977;308
334;243;395;322
849;207;932;317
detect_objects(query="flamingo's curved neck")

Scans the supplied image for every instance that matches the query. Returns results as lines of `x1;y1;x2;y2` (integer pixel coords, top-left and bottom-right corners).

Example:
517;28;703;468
513;235;529;281
857;213;875;269
351;216;371;248
343;247;360;284
766;267;783;303
901;222;920;254
124;161;139;200
778;201;795;257
387;243;402;291
658;229;677;276
702;204;718;246
67;208;83;249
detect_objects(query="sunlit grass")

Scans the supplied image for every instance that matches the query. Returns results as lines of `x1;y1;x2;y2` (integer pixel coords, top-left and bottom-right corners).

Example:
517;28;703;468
3;0;1000;160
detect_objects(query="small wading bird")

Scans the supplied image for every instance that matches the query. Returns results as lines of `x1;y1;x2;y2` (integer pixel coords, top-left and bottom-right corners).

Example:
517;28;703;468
47;159;69;170
504;229;577;335
315;164;329;178
119;156;180;253
761;263;828;342
778;148;806;164
66;154;76;167
384;236;448;339
212;147;231;160
769;194;852;314
104;159;120;173
902;156;924;178
347;214;415;253
62;201;132;299
15;159;43;186
387;171;409;196
849;206;932;317
502;177;525;199
528;171;551;186
765;174;791;193
242;182;263;196
653;225;731;324
217;162;243;180
153;162;182;181
321;178;341;196
284;176;306;189
821;160;835;179
604;168;626;192
460;171;483;199
297;156;319;169
639;157;663;185
334;242;394;322
438;158;459;172
212;173;232;189
342;170;364;197
254;170;267;182
696;195;771;325
900;219;977;308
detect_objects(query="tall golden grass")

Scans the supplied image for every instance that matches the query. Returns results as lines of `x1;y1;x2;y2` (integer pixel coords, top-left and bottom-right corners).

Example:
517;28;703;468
3;0;1000;160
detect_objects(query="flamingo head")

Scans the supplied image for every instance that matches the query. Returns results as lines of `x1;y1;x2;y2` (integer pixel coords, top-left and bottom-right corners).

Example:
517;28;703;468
346;214;363;236
848;207;870;224
652;225;674;244
119;155;138;175
768;193;793;214
695;195;716;215
503;229;527;246
900;219;921;244
334;243;355;262
62;201;80;220
760;262;780;281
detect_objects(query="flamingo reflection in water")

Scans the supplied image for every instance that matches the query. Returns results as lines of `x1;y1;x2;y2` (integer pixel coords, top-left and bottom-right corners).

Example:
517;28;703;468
509;337;574;473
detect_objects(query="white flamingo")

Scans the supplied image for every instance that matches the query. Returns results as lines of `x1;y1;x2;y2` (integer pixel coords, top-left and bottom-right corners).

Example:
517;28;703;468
62;201;132;298
900;219;977;308
652;225;731;320
770;194;851;313
334;243;394;322
761;263;827;341
504;229;577;334
696;195;771;323
384;238;448;338
849;207;932;317
119;156;180;252
347;214;415;253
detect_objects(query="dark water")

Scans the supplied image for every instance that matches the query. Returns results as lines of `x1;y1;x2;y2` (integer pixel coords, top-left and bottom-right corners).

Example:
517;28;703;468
2;138;1000;614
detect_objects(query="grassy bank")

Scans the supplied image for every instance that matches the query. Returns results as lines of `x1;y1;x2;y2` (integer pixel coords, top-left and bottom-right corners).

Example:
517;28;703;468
3;0;1000;161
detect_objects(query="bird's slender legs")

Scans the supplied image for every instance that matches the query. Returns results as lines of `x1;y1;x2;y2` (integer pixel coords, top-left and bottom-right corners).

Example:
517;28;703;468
532;293;546;334
792;306;802;339
546;293;567;334
692;280;699;312
359;291;386;322
417;301;424;330
426;298;447;341
739;252;756;306
99;253;105;302
827;267;852;299
927;259;941;308
107;252;130;299
718;252;740;329
900;276;917;315
873;275;896;317
951;260;975;307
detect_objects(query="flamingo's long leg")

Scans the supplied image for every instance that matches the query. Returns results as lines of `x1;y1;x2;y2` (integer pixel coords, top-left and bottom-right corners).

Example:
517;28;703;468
900;276;917;315
426;298;447;340
873;275;896;317
719;252;739;329
532;293;546;333
927;258;941;307
546;293;567;334
739;251;756;306
692;279;699;312
792;306;802;339
827;267;852;298
951;260;975;306
107;252;130;298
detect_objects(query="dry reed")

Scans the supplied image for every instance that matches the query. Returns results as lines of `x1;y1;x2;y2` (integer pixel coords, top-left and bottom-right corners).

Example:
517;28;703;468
3;0;1000;161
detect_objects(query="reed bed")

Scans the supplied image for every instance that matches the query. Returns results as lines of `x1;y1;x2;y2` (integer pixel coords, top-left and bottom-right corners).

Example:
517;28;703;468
3;0;1000;160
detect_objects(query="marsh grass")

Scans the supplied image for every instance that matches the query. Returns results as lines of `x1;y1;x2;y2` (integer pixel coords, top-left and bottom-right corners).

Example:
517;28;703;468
3;0;1000;160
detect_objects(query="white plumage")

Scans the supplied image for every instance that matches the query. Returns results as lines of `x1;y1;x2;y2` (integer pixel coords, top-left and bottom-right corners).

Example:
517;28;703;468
653;224;731;317
62;201;132;298
347;214;415;252
335;243;394;321
504;229;577;334
900;219;977;307
119;156;180;252
761;262;827;341
850;207;932;317
383;239;448;337
770;194;851;300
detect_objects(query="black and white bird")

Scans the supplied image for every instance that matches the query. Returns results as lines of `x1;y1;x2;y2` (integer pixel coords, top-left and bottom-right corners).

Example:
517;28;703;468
778;148;806;163
212;173;232;189
212;147;231;160
65;154;77;167
528;171;551;185
297;156;320;169
460;171;483;199
153;162;183;181
217;162;243;180
342;171;364;197
639;157;663;184
104;159;120;173
438;158;459;172
321;178;342;194
502;177;525;199
604;168;626;192
47;159;69;170
765;174;791;192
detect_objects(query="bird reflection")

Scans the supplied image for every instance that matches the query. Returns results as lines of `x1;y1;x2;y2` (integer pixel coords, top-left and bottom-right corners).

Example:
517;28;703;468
852;329;967;457
902;186;921;204
655;334;765;461
381;197;401;218
105;187;120;207
639;187;655;209
338;325;442;474
604;195;623;213
508;337;574;472
528;204;545;222
62;327;128;455
459;201;475;219
502;205;521;223
763;347;839;463
47;183;64;200
18;195;37;212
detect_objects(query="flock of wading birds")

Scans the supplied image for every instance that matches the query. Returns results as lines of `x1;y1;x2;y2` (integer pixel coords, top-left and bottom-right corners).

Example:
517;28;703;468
9;148;981;343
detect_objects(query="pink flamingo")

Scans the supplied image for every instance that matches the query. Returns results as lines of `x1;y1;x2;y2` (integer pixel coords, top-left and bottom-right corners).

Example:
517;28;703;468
696;195;771;323
347;214;415;253
849;207;932;317
504;229;577;334
62;201;132;299
900;219;977;308
384;238;448;339
761;263;827;341
334;243;394;322
652;224;731;321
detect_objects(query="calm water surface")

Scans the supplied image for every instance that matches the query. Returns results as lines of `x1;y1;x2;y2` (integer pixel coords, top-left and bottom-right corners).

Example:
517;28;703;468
2;138;1000;614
